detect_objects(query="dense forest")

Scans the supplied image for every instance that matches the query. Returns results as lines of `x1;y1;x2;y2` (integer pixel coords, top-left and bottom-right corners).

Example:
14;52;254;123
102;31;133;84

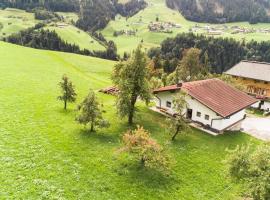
0;0;147;31
0;0;79;12
166;0;270;24
76;0;147;31
148;33;270;73
5;23;118;60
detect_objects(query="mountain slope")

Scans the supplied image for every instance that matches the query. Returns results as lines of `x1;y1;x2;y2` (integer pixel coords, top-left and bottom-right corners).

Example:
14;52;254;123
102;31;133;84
0;41;257;200
166;0;270;23
1;0;147;31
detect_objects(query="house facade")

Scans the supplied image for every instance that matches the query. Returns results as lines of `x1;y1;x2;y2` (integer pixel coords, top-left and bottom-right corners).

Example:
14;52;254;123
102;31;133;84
153;79;257;133
225;60;270;111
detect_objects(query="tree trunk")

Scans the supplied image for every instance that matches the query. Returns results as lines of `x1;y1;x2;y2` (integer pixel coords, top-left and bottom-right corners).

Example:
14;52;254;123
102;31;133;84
128;110;134;125
90;122;94;132
64;100;67;110
141;156;146;166
128;95;137;125
172;126;180;141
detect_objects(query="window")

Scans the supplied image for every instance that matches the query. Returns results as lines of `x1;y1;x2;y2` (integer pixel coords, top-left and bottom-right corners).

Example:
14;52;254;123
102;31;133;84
196;112;201;117
205;115;210;120
166;101;172;108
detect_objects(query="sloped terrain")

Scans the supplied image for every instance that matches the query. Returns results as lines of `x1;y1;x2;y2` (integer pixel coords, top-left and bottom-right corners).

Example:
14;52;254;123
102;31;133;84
0;41;261;199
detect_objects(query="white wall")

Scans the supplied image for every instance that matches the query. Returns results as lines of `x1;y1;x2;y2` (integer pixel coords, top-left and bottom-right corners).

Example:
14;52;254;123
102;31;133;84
154;91;177;115
155;92;246;132
211;110;245;131
262;101;270;111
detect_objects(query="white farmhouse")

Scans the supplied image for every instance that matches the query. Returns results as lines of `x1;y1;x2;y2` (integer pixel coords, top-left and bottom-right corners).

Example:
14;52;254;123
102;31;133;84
153;79;258;134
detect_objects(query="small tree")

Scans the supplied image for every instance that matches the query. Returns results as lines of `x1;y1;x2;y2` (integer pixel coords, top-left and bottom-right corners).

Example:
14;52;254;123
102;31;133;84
119;126;170;172
58;75;77;110
76;90;110;132
112;46;151;125
167;92;190;141
226;145;270;200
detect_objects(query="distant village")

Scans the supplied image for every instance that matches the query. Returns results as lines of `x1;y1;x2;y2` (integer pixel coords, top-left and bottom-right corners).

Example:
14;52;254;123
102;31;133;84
148;21;181;33
191;24;270;36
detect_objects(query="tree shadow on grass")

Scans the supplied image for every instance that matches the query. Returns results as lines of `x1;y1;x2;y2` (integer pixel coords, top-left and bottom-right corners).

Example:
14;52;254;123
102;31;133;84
115;160;178;190
56;108;75;115
78;129;120;144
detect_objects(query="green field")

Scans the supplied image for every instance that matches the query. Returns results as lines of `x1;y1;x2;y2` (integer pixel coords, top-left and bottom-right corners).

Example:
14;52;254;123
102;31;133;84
0;41;263;199
0;9;104;52
46;23;106;51
102;0;270;55
0;8;38;39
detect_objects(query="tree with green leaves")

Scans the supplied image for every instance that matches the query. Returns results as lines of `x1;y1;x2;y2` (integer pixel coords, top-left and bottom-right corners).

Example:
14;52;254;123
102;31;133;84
58;74;77;110
119;126;170;173
112;46;151;125
226;145;270;200
167;92;190;141
175;48;204;82
76;90;110;132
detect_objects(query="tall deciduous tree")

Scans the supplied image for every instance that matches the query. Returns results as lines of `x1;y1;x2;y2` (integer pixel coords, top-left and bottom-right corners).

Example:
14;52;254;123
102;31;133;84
76;90;110;132
175;48;204;82
58;75;77;110
112;46;151;125
167;92;190;141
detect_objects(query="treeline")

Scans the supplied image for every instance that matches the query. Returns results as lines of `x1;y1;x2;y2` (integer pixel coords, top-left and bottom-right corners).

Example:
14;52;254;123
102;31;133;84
5;23;118;60
0;0;79;12
166;0;270;24
76;0;147;31
148;33;270;73
0;0;147;31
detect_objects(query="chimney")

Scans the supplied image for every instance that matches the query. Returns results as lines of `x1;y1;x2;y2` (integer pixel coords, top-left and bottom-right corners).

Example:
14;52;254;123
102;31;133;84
177;81;183;87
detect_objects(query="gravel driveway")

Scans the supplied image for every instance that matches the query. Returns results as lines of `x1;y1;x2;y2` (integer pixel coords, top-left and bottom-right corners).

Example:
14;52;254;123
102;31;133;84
241;117;270;141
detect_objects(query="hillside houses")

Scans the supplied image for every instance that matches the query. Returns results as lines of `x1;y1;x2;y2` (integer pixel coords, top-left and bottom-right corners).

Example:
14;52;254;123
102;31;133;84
148;21;181;33
153;79;257;134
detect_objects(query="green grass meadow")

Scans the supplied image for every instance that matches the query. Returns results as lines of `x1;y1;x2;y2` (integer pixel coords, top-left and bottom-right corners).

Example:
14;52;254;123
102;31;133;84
0;41;263;199
46;23;106;51
0;8;38;39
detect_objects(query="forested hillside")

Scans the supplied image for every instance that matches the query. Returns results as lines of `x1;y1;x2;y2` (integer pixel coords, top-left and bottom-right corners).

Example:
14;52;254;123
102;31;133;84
0;0;147;31
0;0;79;12
166;0;270;24
148;33;270;73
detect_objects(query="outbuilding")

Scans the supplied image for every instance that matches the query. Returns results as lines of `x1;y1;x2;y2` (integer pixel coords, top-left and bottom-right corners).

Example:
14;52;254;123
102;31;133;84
153;79;258;133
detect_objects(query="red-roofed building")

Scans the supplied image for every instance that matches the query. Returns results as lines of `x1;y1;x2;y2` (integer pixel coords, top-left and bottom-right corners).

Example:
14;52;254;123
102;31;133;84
153;79;258;133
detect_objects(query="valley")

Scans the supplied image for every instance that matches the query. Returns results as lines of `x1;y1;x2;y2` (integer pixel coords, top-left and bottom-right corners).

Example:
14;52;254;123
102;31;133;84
0;0;269;199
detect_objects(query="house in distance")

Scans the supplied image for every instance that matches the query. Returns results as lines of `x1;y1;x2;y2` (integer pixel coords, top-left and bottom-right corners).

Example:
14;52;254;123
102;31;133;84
225;60;270;111
153;79;257;134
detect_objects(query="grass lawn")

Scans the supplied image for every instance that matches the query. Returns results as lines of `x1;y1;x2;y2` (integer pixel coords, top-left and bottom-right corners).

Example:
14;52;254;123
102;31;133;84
0;41;263;199
102;0;270;55
0;8;38;39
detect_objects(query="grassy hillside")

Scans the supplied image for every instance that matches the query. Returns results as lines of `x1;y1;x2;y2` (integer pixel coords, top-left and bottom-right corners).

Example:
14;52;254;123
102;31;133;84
0;41;262;199
0;8;38;38
46;23;106;51
0;9;105;52
102;0;270;55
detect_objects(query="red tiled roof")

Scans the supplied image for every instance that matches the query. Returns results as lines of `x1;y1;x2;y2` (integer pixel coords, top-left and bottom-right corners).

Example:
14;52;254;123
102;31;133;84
154;79;258;117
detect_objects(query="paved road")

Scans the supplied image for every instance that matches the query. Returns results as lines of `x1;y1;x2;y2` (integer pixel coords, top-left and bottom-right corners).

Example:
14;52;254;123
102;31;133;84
241;117;270;141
